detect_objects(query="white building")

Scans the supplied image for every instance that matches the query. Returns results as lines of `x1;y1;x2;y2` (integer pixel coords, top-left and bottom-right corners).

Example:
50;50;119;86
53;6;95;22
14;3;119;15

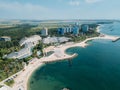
0;86;10;90
42;37;57;44
43;36;70;44
19;35;41;46
0;36;11;41
41;27;48;36
7;35;41;59
58;37;70;43
7;43;33;59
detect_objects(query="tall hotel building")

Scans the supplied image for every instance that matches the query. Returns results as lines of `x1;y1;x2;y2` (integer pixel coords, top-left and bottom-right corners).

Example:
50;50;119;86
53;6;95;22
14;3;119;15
41;27;48;36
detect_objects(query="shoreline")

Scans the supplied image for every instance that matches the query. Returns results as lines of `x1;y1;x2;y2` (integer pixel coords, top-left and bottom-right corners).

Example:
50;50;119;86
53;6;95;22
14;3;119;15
26;63;45;90
0;27;120;90
13;58;45;90
22;34;120;90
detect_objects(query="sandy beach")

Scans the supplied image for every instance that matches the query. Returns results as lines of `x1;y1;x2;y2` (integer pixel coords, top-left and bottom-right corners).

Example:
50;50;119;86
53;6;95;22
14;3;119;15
0;30;119;90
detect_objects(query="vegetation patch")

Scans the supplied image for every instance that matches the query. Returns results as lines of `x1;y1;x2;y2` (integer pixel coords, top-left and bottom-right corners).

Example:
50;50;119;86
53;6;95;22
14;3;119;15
0;85;3;88
4;79;14;87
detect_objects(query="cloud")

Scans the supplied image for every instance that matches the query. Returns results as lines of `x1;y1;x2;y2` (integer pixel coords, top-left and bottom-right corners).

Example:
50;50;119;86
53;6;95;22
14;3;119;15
85;0;102;3
69;0;80;6
0;1;52;19
68;0;101;6
0;2;49;12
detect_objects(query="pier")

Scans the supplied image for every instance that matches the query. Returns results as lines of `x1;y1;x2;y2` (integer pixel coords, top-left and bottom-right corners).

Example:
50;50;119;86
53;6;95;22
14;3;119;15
42;53;77;63
112;37;120;42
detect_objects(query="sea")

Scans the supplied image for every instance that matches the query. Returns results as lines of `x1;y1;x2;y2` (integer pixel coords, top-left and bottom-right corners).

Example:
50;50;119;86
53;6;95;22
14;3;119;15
28;21;120;90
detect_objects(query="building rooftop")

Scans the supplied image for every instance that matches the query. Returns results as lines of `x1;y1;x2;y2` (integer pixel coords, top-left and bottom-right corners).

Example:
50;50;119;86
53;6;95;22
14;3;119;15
19;35;41;46
7;46;32;59
0;36;11;41
7;35;41;59
0;86;11;90
43;36;70;44
1;36;11;38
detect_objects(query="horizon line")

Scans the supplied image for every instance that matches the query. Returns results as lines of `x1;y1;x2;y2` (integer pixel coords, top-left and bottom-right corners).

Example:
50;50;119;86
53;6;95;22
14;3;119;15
0;18;119;21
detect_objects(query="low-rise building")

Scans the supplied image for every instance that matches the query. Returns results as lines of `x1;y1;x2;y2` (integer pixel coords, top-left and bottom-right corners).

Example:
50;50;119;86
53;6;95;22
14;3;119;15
7;43;33;59
19;35;41;46
0;36;11;41
58;37;71;43
37;51;42;56
43;36;70;44
0;86;12;90
7;35;41;59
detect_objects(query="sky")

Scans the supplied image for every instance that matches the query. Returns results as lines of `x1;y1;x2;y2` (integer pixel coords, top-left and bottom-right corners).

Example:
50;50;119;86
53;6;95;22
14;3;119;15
0;0;120;20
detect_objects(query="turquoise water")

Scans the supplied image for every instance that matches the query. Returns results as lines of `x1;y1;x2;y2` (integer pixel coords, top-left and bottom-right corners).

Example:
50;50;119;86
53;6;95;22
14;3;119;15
28;22;120;90
100;22;120;36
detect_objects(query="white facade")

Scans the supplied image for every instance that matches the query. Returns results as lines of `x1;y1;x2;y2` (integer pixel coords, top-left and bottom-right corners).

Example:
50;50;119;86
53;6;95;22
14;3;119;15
7;35;41;59
41;27;48;36
7;43;32;59
0;86;11;90
19;35;41;46
43;37;70;44
0;36;11;41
